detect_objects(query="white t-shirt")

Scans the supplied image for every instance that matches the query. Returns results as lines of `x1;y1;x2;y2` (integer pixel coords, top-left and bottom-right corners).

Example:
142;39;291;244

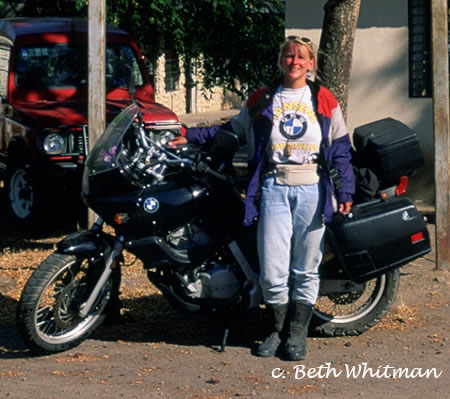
268;85;322;165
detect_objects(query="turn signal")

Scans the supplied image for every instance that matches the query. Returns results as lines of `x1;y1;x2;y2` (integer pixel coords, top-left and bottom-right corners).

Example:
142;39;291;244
115;213;130;225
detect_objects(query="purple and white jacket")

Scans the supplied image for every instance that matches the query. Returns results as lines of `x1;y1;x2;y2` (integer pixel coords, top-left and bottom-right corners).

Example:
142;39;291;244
186;79;355;226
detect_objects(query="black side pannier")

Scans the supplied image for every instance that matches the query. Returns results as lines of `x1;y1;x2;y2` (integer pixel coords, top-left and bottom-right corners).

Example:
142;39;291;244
329;197;431;283
352;118;424;186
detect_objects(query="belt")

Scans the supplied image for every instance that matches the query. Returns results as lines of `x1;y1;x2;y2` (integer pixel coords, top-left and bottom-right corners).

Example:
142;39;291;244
264;163;320;186
264;162;317;177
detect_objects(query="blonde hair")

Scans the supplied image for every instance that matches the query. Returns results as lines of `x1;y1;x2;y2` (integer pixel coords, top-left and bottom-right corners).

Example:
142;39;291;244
278;36;317;73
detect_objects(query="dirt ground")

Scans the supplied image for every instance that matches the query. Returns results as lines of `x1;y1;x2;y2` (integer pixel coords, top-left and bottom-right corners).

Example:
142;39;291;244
0;215;448;399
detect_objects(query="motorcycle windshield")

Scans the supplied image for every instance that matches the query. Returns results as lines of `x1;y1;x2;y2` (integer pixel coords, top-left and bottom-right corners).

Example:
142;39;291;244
85;103;139;175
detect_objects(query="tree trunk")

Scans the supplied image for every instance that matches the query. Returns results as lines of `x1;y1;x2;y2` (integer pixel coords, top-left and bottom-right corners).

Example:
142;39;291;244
317;0;361;121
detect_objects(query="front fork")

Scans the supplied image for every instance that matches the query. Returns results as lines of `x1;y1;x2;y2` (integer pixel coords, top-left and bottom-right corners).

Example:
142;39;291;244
78;218;124;318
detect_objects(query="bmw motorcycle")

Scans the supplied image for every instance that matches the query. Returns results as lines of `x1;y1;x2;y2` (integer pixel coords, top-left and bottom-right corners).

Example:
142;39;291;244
16;103;431;354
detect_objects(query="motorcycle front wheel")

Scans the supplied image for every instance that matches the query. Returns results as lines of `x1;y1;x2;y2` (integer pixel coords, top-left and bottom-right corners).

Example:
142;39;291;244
311;269;400;336
17;253;113;354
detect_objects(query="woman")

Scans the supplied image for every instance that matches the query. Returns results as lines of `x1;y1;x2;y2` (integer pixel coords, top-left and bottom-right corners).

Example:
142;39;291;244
170;36;354;360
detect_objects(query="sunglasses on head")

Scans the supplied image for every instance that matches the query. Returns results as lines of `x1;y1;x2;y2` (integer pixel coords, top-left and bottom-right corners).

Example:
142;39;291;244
287;36;312;45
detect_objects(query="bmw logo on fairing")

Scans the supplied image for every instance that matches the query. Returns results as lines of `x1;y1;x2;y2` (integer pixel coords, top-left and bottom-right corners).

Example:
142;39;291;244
143;197;159;213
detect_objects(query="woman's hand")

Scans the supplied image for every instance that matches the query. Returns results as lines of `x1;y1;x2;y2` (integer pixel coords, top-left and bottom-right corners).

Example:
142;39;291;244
339;201;352;215
168;136;188;147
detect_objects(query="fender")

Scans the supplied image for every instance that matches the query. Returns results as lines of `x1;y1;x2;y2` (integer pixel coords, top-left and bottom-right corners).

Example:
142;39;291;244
56;229;112;257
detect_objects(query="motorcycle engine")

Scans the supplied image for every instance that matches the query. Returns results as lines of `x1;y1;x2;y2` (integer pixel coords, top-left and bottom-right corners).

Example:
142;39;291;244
179;262;241;300
167;223;211;250
167;224;241;299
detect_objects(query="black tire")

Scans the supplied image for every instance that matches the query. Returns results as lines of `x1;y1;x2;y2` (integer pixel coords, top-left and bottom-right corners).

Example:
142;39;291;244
16;253;113;354
311;269;400;336
4;166;40;226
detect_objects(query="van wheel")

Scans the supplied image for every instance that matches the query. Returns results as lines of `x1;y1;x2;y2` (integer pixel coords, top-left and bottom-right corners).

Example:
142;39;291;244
5;167;40;226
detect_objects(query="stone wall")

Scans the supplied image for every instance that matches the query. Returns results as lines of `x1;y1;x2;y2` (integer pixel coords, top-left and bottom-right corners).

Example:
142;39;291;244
153;52;242;116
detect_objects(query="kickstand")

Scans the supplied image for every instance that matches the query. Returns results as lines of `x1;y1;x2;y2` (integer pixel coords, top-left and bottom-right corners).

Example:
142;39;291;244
217;310;232;352
220;327;229;352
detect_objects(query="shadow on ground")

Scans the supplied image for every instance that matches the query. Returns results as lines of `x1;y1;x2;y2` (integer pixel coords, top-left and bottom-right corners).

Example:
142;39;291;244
0;292;269;359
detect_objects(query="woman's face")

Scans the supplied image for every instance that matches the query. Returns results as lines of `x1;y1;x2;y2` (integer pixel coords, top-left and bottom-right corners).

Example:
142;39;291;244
279;42;314;88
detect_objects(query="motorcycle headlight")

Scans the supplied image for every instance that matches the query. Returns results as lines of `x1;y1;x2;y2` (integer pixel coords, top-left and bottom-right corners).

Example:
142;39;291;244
145;124;180;146
43;133;65;155
157;130;178;146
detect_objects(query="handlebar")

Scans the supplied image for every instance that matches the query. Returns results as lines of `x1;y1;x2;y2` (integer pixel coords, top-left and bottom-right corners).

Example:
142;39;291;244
194;161;228;181
132;123;230;184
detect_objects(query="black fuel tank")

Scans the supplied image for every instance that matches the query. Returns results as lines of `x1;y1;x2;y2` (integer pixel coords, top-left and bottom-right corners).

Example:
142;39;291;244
87;180;207;236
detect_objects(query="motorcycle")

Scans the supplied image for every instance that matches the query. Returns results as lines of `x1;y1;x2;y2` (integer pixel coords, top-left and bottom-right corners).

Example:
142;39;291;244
16;102;431;354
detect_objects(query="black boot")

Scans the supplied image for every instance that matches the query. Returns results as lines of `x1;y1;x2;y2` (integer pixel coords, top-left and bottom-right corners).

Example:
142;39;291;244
285;301;314;361
257;303;288;357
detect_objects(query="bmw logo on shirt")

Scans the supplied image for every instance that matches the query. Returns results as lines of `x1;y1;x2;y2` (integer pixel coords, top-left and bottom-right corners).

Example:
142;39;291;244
280;112;308;140
143;197;159;213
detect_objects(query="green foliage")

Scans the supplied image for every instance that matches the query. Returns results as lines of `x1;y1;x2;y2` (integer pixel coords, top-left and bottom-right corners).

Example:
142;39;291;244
179;0;285;96
18;0;86;16
10;0;284;98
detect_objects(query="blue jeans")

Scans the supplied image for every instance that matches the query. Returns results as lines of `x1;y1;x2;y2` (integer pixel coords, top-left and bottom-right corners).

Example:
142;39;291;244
257;177;325;306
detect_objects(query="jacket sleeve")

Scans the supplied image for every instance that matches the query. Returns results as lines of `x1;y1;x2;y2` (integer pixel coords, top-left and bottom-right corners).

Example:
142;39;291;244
329;105;355;203
330;134;355;203
186;124;225;145
186;103;250;147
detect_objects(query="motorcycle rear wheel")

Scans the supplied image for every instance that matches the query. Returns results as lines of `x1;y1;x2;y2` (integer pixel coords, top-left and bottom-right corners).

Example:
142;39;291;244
16;253;112;354
311;269;400;336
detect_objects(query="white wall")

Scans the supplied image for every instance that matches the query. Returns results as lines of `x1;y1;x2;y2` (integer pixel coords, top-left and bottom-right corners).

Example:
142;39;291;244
286;0;434;203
